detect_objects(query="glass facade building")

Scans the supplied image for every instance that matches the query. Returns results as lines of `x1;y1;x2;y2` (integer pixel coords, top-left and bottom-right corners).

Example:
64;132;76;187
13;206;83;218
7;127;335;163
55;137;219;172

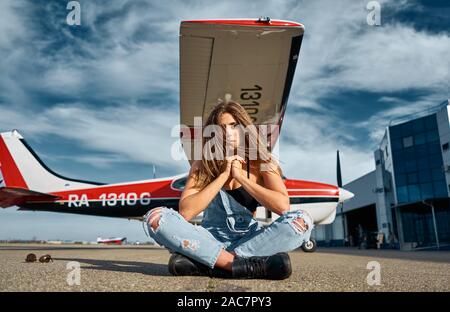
389;114;447;204
377;101;450;250
315;100;450;250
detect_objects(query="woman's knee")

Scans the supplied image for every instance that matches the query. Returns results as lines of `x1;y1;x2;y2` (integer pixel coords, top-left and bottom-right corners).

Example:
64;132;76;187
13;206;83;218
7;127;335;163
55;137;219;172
279;211;313;236
291;216;310;234
145;206;187;232
145;207;168;231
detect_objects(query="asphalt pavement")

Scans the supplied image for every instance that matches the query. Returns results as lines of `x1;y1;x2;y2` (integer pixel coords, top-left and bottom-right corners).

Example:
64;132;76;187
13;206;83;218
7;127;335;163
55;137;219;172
0;244;449;291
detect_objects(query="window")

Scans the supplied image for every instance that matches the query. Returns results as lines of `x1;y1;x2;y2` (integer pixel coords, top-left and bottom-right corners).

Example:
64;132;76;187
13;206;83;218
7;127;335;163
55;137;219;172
412;118;425;134
433;181;448;197
426;131;439;143
421;183;433;199
414;133;426;145
396;174;407;186
407;173;418;184
424;115;437;130
389;126;402;139
428;142;441;155
403;136;414;148
429;154;443;169
395;160;405;174
431;168;444;181
400;122;413;137
415;145;428;158
417;158;430;170
397;186;408;204
443;143;449;151
403;147;415;160
405;160;417;173
171;176;187;190
408;184;421;202
391;138;402;151
418;170;432;183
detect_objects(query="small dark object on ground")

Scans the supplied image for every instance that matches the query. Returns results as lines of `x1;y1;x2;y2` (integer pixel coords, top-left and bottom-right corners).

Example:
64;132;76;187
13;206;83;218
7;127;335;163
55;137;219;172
39;254;53;263
25;253;37;263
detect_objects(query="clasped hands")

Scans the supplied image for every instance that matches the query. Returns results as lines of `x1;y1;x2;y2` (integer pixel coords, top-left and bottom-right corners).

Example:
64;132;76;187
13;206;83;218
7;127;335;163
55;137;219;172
221;155;246;180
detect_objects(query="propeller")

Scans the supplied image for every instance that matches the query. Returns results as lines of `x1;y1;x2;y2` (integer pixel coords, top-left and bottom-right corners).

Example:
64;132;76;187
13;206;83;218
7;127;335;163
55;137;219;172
337;150;342;187
337;150;347;245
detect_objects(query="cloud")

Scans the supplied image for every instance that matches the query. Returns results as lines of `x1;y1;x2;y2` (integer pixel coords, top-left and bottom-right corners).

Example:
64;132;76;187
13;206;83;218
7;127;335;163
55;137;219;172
279;110;374;185
0;103;189;173
288;0;450;110
39;152;130;170
356;95;449;144
0;0;28;48
4;0;449;109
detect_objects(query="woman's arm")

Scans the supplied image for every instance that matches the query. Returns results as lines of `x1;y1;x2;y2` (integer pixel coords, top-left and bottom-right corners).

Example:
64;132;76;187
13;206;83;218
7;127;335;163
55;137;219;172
178;165;228;221
235;164;290;215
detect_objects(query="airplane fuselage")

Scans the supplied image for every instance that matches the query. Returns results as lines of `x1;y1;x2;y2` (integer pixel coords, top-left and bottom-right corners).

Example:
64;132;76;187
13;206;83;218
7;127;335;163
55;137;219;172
18;176;343;224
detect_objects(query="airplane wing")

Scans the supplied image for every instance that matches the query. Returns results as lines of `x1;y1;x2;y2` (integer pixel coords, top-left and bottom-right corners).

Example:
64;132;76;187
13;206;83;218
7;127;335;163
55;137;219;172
179;19;304;164
0;187;59;208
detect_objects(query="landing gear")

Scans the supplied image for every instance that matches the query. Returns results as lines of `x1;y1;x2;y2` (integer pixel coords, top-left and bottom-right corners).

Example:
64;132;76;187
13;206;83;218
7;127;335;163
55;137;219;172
301;238;317;252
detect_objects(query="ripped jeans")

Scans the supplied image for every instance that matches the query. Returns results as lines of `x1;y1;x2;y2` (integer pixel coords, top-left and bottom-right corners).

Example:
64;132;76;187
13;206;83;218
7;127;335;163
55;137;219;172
143;189;314;269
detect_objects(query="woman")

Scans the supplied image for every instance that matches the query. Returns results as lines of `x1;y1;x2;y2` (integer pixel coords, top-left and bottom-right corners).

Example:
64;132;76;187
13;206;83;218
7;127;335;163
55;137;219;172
143;100;314;280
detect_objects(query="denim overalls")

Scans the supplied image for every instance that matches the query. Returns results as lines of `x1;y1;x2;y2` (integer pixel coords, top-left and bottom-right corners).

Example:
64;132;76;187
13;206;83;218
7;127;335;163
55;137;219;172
144;188;314;269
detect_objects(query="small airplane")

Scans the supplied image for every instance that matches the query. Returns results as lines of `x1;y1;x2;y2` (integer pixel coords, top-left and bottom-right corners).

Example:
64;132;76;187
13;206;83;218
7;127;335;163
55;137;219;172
97;237;127;245
0;129;354;252
0;19;354;252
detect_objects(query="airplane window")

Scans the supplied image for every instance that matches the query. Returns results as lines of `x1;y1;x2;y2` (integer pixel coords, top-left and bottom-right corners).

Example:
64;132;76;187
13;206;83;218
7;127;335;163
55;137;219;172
172;176;187;190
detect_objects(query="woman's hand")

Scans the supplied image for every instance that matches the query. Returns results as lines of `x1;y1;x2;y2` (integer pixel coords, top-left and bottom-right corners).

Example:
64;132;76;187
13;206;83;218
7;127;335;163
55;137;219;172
231;157;245;179
221;155;245;179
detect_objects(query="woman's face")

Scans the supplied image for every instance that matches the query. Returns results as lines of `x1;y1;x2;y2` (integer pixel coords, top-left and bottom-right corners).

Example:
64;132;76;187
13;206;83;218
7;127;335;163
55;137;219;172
218;112;240;150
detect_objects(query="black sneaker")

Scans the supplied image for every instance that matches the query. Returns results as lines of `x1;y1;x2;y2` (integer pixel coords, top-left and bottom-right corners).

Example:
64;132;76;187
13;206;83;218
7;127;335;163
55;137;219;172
231;252;292;280
168;252;232;278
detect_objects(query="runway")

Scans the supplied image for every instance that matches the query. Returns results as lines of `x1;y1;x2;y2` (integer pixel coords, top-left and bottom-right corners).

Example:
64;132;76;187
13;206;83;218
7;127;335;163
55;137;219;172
0;244;449;292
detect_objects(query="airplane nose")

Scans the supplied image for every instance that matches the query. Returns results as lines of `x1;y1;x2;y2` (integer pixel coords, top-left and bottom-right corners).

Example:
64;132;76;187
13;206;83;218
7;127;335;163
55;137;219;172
338;188;354;202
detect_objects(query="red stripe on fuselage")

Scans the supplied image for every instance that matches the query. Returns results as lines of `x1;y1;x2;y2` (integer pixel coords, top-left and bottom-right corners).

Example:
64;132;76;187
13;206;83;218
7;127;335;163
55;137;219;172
50;178;339;201
284;179;338;191
0;136;28;189
51;179;181;200
288;190;339;197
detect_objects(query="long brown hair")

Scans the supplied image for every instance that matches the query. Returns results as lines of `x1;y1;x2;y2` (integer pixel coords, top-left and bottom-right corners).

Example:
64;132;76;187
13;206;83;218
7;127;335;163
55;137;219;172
192;100;282;189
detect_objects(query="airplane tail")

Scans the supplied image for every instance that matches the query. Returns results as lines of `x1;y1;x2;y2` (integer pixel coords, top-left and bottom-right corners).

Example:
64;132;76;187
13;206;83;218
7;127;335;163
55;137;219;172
0;186;59;208
0;130;103;193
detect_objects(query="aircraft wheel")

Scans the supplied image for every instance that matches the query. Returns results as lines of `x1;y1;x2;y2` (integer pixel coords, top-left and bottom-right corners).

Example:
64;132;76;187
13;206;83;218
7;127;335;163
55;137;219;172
301;238;317;252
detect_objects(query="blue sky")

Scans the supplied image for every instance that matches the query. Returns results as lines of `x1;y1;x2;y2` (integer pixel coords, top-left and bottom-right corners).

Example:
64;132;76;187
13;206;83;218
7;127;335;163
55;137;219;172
0;0;449;241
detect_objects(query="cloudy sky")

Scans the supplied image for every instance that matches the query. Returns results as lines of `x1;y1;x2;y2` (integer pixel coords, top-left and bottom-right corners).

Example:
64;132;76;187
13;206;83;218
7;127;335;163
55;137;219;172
0;0;449;241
